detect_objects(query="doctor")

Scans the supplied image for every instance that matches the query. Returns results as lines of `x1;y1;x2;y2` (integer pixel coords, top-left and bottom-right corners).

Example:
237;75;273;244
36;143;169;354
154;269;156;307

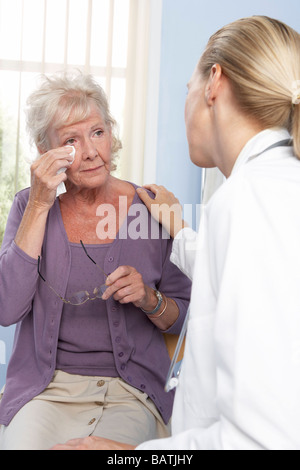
53;16;300;450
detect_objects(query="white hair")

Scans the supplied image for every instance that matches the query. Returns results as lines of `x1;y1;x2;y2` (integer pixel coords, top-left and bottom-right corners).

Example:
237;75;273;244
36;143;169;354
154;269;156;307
26;71;122;170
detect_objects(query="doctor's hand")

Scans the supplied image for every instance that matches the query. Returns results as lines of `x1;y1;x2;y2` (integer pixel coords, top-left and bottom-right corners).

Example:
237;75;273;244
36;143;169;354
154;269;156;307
51;436;135;450
136;184;188;239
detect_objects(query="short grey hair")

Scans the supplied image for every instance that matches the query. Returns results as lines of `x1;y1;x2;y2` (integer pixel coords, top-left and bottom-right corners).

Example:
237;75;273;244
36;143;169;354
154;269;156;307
26;71;122;170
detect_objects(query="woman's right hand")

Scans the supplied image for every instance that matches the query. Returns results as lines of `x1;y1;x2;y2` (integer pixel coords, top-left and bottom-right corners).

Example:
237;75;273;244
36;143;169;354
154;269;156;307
29;146;74;211
14;146;74;260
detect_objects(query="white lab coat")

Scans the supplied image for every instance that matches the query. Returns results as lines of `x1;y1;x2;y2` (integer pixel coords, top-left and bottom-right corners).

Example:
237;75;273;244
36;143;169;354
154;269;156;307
138;128;300;450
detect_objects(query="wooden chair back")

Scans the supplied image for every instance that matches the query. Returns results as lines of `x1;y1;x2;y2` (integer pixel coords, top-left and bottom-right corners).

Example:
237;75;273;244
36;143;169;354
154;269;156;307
163;334;186;362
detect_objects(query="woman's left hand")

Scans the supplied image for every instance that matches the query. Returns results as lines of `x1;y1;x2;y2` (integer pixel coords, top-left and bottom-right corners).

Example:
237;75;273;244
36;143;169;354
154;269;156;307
102;266;157;311
51;436;135;451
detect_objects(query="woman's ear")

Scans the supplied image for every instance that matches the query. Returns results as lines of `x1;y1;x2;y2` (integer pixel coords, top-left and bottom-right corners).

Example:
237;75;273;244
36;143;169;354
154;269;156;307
205;64;223;105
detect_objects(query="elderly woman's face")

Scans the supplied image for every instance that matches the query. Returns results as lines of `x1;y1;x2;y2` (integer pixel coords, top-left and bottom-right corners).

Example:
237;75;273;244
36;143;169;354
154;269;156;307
47;104;112;190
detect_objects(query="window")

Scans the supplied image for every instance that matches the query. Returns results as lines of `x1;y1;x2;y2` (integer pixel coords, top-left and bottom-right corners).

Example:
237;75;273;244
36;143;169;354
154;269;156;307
0;0;157;245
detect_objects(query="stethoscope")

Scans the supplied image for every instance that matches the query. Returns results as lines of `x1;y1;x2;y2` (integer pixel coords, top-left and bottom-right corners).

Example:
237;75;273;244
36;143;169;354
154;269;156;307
165;138;293;393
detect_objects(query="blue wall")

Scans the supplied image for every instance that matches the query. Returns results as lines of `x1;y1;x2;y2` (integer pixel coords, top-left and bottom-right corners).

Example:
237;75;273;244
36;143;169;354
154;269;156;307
156;0;300;220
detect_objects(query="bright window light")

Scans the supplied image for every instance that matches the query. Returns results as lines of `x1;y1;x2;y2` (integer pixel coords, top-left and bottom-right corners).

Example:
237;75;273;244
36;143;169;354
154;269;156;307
0;0;138;245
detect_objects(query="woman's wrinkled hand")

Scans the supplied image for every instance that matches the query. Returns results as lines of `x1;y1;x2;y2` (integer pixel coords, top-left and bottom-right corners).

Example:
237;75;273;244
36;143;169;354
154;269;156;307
136;184;188;239
29;146;74;211
102;266;157;311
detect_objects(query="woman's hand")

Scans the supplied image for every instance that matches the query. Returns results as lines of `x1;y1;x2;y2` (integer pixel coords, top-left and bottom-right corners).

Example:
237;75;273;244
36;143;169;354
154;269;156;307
29;146;74;211
51;436;135;451
136;185;188;239
102;266;157;311
14;146;75;259
102;266;180;330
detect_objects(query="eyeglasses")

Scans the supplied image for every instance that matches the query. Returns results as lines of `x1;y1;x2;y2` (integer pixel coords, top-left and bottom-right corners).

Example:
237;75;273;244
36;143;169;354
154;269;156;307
37;240;108;306
165;306;190;392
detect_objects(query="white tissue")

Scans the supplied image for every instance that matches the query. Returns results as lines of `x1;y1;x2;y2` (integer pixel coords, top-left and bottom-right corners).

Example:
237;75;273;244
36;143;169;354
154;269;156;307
56;146;75;197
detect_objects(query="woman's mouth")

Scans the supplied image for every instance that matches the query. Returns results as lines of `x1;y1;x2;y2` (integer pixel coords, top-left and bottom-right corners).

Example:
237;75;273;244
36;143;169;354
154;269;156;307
81;165;104;173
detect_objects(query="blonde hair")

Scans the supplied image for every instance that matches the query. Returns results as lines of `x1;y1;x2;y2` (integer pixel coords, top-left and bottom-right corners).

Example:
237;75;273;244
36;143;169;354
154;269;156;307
198;16;300;158
26;71;122;170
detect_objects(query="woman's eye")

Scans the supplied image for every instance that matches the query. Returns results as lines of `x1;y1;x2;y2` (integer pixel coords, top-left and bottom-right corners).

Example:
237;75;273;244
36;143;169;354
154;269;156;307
65;138;76;145
94;130;104;137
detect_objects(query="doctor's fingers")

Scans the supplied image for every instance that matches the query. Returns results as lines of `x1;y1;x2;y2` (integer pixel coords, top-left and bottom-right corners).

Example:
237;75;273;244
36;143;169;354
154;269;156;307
136;187;154;212
141;185;181;207
137;185;168;216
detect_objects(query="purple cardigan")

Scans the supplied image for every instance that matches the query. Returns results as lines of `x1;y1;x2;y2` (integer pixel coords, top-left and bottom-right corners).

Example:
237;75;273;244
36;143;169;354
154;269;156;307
0;186;191;426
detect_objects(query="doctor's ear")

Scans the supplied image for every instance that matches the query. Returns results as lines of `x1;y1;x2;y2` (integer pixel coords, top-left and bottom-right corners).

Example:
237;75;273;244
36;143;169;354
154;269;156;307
205;64;223;105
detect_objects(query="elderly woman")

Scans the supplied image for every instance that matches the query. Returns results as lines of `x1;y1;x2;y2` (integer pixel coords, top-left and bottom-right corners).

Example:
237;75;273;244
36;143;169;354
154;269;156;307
0;72;191;450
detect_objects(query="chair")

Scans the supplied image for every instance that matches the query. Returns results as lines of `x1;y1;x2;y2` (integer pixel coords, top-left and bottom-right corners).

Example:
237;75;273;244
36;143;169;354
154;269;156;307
164;334;186;362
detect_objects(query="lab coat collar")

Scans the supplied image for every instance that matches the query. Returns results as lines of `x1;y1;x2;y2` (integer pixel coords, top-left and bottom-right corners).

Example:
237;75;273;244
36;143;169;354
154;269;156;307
231;127;292;176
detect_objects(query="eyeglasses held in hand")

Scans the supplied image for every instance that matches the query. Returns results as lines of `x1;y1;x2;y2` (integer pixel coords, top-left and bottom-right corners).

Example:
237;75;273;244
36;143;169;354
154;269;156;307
37;241;108;306
165;306;190;392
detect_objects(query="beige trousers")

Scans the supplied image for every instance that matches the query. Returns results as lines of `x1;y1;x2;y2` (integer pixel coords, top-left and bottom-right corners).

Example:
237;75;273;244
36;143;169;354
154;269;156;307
0;370;170;450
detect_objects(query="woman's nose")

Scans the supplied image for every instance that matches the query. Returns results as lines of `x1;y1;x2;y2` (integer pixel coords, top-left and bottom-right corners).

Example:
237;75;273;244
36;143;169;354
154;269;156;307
82;138;98;159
